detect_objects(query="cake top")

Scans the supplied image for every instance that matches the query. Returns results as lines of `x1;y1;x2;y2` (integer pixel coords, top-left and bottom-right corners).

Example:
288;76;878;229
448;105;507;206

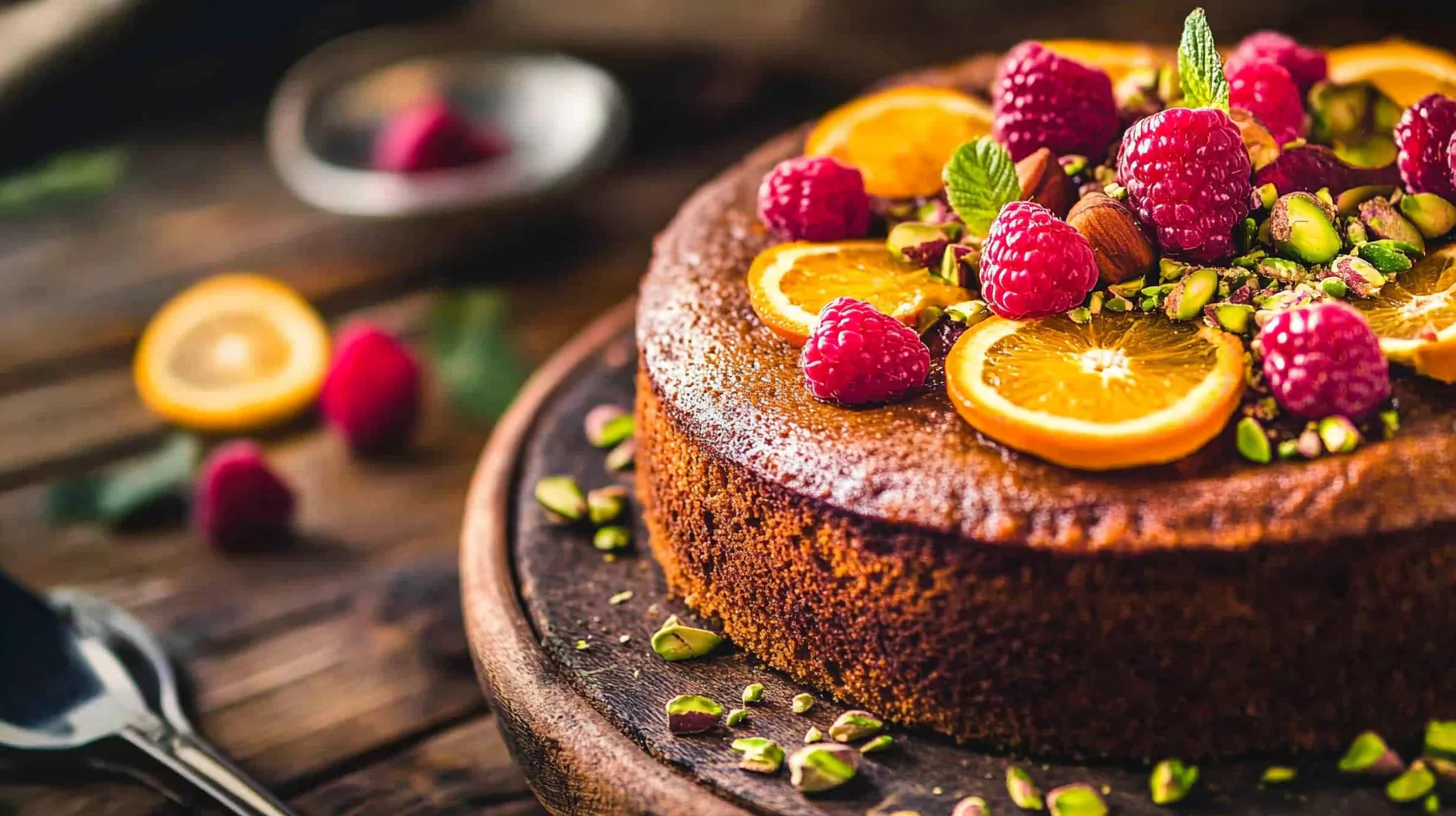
638;9;1456;550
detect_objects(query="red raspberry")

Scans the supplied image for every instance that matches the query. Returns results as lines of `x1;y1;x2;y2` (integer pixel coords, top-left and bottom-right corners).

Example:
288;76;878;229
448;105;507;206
1395;94;1456;198
1226;31;1328;95
321;323;422;455
195;440;295;551
372;100;508;173
1227;59;1307;146
1258;303;1390;421
978;200;1098;319
1117;107;1254;263
757;156;870;241
992;41;1118;162
801;298;929;405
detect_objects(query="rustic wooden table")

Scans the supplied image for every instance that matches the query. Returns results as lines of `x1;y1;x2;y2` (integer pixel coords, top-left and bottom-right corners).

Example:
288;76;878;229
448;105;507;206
0;95;789;814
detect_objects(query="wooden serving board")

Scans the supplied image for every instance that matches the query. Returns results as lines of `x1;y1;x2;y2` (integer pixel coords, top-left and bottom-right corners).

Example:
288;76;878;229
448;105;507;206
461;301;1404;816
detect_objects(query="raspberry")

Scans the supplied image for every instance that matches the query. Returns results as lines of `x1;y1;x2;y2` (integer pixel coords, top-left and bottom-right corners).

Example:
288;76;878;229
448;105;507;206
321;323;422;455
372;100;508;173
195;440;295;551
1227;59;1306;146
1395;94;1456;198
978;200;1098;319
1258;303;1390;421
992;41;1119;162
801;297;929;405
757;156;870;241
1117;107;1254;263
1226;31;1328;95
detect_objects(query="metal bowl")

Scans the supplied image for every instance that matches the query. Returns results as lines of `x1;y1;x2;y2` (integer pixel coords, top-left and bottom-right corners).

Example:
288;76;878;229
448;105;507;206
267;26;629;218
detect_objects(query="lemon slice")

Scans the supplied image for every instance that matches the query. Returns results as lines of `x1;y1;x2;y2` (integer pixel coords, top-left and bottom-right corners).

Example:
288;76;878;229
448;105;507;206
1348;243;1456;382
747;241;970;347
946;313;1247;470
805;86;993;199
1327;39;1456;108
134;274;331;432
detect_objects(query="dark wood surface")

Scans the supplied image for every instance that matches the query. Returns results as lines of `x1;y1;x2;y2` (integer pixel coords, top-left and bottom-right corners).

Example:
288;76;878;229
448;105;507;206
463;307;1409;816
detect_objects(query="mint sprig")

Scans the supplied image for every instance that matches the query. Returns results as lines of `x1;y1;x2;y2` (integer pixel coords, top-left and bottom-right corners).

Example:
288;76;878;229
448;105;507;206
1178;8;1229;111
943;137;1020;237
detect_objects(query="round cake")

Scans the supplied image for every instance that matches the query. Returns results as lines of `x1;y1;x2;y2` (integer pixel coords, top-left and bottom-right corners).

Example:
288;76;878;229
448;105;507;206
635;48;1456;759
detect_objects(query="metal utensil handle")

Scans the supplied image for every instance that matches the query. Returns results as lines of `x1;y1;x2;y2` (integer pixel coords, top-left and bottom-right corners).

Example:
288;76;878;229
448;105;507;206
120;721;297;816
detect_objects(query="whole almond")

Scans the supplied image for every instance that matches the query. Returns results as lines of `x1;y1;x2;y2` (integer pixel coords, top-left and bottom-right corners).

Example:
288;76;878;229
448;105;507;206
1067;192;1156;285
1015;147;1076;219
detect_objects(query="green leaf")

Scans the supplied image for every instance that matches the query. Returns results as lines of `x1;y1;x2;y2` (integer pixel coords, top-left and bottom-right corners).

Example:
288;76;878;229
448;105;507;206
46;434;200;529
427;290;529;422
1177;8;1229;111
0;148;128;216
943;136;1021;237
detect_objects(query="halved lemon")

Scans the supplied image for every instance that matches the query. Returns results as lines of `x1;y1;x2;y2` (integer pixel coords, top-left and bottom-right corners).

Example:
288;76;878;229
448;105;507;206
1349;243;1456;382
945;313;1247;470
1327;39;1456;108
1041;39;1172;86
805;86;993;199
747;241;970;347
134;274;331;432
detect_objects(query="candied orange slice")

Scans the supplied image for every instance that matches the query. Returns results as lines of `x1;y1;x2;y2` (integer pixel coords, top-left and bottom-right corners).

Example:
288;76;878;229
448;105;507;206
1327;39;1456;108
945;313;1246;470
1040;39;1172;86
747;241;970;347
805;86;992;199
134;274;331;432
1348;243;1456;382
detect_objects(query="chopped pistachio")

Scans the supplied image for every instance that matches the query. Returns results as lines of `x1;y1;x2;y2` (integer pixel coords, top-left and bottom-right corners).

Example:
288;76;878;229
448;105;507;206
1047;784;1107;816
619;634;631;643
1061;155;1089;176
1103;295;1131;313
1103;182;1127;200
1257;182;1279;210
650;622;722;661
1108;278;1146;299
608;590;634;606
828;710;884;743
860;735;893;754
917;306;946;334
1380;409;1401;440
742;682;764;704
1261;766;1297;785
1150;758;1199;804
952;796;991;816
587;485;629;525
726;708;748;726
1066;306;1091;325
665;694;723;735
1212;303;1256;335
1165;268;1218;321
1338;731;1406;776
575;639;590;650
1336;185;1396;218
1359;241;1415;274
593;525;631;552
1277;439;1301;460
1236;417;1272;464
788;743;860;793
945;300;990;326
605;438;636;472
804;726;824;744
534;476;587;522
1270;192;1342;265
1320;277;1348;298
791;693;815;714
1426;719;1456;759
1318;416;1361;454
1425;794;1441;815
1400;192;1456;239
1388;760;1437;804
1006;765;1044;810
732;736;784;774
887;221;963;264
585;405;634;448
1428;757;1456;783
1359;198;1426;254
1160;258;1191;282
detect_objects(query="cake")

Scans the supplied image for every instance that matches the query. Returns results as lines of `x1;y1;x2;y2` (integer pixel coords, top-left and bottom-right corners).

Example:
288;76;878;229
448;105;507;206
634;21;1456;760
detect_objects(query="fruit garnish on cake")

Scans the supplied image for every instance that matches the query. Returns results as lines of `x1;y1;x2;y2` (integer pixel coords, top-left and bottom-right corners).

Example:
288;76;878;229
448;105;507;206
744;7;1456;471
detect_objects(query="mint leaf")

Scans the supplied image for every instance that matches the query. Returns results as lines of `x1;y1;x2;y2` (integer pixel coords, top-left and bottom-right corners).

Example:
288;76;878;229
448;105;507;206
46;433;200;529
428;290;529;422
0;148;128;216
1178;8;1229;111
943;137;1020;237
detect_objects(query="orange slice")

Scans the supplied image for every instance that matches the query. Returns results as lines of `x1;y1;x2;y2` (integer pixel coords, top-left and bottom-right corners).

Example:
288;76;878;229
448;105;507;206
945;313;1246;470
805;86;992;198
1348;243;1456;382
1327;39;1456;108
134;274;331;432
747;241;970;347
1041;39;1172;86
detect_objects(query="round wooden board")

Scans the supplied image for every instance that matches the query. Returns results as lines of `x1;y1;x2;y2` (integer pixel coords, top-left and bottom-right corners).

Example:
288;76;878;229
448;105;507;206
462;301;1405;816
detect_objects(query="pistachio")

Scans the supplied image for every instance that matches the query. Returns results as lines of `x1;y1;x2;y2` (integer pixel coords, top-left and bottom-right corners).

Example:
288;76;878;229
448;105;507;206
731;736;784;774
1165;268;1218;321
1016;147;1077;218
1327;255;1387;298
888;221;962;266
1277;439;1301;460
726;708;748;726
1427;757;1456;785
788;743;860;793
1212;303;1256;335
917;306;946;335
1400;193;1456;239
937;244;979;288
1236;417;1272;464
1150;758;1199;805
1359;197;1426;253
1140;296;1159;312
791;693;815;714
742;682;764;704
945;300;990;326
534;476;587;522
1380;409;1401;440
1424;794;1441;814
1232;249;1267;269
1261;766;1297;785
1320;277;1348;298
1344;217;1371;246
1339;731;1406;776
1270;192;1342;264
1388;760;1437;804
1088;291;1105;315
1047;784;1107;816
665;694;723;734
1358;241;1414;274
952;796;992;816
605;438;636;472
1159;258;1191;282
1258;257;1310;285
859;735;893;754
1257;182;1279;210
1230;107;1282;171
608;590;633;605
1103;295;1131;313
1108;277;1147;299
1426;719;1456;759
587;485;629;525
1103;182;1127;200
1334;134;1397;169
575;639;590;650
585;405;634;448
1066;307;1091;325
1316;187;1337;210
916;198;959;225
1066;192;1155;285
1006;765;1044;810
651;621;722;661
804;726;824;744
1061;155;1089;177
1296;427;1324;459
593;525;631;551
1309;81;1371;143
1336;184;1397;217
828;710;884;743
